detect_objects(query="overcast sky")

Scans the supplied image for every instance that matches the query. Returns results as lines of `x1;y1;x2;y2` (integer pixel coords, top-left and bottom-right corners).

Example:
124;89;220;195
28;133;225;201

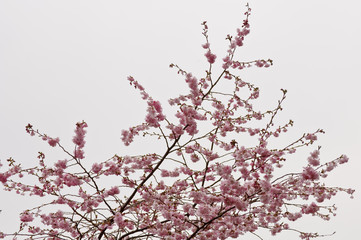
1;0;360;239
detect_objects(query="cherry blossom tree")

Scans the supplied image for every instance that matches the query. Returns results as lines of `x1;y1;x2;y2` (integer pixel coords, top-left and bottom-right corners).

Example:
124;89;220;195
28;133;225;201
0;4;354;240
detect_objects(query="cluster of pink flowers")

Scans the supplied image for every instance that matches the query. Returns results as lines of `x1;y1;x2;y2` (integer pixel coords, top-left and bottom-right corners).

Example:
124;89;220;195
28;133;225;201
47;137;60;147
73;121;87;159
308;150;320;166
0;3;354;240
202;22;217;64
204;50;217;64
145;100;166;128
302;202;320;215
20;212;34;223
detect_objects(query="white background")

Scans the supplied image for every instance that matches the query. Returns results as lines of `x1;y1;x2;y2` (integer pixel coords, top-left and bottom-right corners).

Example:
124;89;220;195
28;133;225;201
0;0;360;239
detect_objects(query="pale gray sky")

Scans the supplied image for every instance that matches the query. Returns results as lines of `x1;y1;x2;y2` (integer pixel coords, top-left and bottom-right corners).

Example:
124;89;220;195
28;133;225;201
1;0;360;239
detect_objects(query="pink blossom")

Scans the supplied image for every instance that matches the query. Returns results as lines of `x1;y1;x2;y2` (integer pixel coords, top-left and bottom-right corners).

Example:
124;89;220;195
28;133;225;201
72;121;87;148
253;111;262;120
121;129;134;146
287;212;302;221
217;165;232;177
128;76;145;91
302;202;320;215
145;100;165;127
20;212;34;222
205;50;216;64
202;43;210;49
55;159;67;169
0;172;10;184
222;56;231;69
255;60;264;67
197;204;212;218
305;133;317;141
190;153;199;162
302;166;319;181
62;173;81;187
106;186;120;196
74;148;85;159
338;155;349;164
91;163;103;174
235;36;243;46
47;137;59;147
121;125;145;146
185;73;202;103
161;169;170;177
307;150;320;166
114;213;125;227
